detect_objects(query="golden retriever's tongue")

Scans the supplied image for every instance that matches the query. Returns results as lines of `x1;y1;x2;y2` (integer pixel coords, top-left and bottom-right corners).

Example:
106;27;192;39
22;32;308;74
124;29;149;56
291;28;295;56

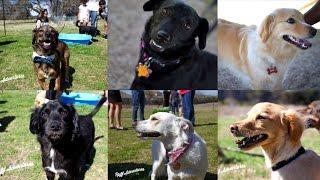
284;35;312;50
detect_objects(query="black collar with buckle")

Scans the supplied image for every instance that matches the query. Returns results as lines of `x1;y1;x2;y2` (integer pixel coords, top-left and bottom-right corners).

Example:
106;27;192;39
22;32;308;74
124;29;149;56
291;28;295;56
136;39;193;78
271;146;306;171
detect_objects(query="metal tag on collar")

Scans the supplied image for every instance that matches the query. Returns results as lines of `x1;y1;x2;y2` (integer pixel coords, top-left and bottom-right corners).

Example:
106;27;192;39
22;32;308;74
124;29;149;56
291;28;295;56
136;61;152;78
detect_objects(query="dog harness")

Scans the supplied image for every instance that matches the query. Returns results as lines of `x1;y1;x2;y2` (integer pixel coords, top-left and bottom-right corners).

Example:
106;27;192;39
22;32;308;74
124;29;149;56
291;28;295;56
271;146;305;171
267;66;278;75
167;134;194;170
32;52;56;66
136;40;188;78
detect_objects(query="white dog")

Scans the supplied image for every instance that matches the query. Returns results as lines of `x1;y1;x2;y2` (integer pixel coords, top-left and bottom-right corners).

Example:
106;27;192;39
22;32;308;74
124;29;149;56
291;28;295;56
135;112;208;180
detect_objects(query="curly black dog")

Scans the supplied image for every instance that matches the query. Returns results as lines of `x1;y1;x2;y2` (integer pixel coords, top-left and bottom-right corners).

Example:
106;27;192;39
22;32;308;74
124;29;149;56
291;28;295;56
131;0;217;89
29;95;106;180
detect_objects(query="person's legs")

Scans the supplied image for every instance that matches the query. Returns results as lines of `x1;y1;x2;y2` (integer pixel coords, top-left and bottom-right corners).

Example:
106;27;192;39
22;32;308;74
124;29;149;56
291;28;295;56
89;10;98;27
138;91;145;120
132;91;139;121
182;93;191;121
115;103;123;129
108;103;115;128
190;90;195;125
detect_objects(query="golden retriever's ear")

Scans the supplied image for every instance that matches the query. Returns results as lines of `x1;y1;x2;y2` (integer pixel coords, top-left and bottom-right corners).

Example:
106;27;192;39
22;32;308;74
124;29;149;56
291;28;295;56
281;110;304;143
259;14;275;43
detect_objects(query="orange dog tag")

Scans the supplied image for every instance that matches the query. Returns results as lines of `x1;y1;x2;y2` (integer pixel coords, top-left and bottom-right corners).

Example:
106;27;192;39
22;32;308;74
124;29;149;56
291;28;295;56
136;63;152;78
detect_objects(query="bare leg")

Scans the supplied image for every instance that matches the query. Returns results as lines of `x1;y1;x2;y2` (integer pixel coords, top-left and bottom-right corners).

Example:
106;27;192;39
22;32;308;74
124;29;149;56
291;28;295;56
109;103;115;128
115;103;123;128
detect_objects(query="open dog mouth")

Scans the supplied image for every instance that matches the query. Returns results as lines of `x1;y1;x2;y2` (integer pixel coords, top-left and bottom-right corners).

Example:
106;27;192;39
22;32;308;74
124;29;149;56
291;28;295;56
283;35;312;50
137;131;161;138
235;134;268;149
41;40;52;50
149;39;165;52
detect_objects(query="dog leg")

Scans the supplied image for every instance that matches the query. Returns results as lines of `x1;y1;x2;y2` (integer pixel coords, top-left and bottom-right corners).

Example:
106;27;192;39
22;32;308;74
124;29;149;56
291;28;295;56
45;170;55;180
38;78;49;90
54;76;61;91
151;141;168;180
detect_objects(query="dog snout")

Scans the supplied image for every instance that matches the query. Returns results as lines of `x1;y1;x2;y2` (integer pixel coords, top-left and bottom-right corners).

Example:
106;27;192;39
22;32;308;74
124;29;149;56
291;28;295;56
309;27;317;37
45;31;51;38
50;122;61;131
157;30;171;42
230;124;239;134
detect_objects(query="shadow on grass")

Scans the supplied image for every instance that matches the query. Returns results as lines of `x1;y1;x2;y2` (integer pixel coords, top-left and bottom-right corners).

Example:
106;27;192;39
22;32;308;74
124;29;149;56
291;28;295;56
108;163;151;180
0;100;7;104
0;110;8;114
205;172;217;180
0;116;16;132
195;122;217;127
0;40;17;46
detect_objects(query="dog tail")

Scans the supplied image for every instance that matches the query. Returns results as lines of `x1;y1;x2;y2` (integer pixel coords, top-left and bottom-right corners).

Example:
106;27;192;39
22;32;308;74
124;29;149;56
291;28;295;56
94;135;104;142
87;91;107;117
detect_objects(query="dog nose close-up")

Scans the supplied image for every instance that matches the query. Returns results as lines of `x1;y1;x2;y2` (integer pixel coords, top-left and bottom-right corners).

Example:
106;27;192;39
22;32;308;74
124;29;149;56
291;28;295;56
50;123;60;131
230;124;238;134
157;30;171;42
310;27;317;37
45;32;50;38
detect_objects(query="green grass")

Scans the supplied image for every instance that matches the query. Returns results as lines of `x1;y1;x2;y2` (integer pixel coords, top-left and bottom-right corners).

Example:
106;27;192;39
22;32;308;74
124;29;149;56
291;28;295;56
108;104;217;180
0;20;107;90
0;90;108;180
218;107;320;180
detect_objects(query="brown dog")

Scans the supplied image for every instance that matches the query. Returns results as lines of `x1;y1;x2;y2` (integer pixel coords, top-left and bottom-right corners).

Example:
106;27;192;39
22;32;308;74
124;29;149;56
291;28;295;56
230;102;320;179
298;100;320;130
32;25;70;91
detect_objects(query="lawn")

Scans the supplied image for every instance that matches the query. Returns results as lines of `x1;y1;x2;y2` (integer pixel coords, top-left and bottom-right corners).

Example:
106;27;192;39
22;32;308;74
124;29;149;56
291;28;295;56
218;105;320;180
0;20;107;90
0;90;108;180
108;104;218;180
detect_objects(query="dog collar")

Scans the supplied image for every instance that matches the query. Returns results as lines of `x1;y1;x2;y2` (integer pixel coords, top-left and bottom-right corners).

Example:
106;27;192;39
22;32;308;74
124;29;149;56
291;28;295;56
271;146;305;171
267;66;277;75
32;52;56;65
136;40;187;78
167;134;194;169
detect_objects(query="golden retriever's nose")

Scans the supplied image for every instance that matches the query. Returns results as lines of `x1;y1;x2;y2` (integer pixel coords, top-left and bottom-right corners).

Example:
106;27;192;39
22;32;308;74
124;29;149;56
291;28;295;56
230;124;239;134
310;27;317;37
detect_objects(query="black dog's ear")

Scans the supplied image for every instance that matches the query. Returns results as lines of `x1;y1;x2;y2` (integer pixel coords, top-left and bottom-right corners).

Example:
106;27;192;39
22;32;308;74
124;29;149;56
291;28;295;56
32;28;37;45
30;108;42;134
65;105;80;141
143;0;166;11
197;18;209;50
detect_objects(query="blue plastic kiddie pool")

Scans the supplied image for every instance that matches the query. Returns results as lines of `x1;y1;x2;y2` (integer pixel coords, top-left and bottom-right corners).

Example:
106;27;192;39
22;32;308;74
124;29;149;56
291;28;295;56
58;34;92;45
60;92;102;106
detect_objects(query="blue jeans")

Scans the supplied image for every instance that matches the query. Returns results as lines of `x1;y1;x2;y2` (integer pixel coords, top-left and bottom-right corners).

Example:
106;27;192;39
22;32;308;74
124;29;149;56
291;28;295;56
181;90;195;124
132;90;145;121
170;101;178;114
89;10;97;27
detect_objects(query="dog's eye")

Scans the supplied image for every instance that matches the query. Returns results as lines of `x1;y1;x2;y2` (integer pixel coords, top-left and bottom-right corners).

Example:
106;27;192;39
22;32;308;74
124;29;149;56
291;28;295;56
287;18;295;24
161;8;170;16
42;109;50;118
58;108;68;116
256;115;266;120
183;21;192;30
151;117;158;121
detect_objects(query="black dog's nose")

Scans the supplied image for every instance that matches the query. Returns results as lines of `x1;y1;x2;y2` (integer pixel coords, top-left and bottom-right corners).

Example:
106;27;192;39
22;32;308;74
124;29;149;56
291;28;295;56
157;30;171;42
45;32;51;38
50;123;60;131
310;27;317;37
230;124;238;134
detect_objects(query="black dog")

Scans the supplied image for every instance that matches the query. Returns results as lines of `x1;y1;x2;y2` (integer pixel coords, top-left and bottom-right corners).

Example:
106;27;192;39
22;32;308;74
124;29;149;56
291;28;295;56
29;95;106;180
76;20;101;37
131;0;217;89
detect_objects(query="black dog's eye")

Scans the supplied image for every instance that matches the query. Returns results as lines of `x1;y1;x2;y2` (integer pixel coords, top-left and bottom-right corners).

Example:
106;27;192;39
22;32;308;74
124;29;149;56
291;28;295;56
161;8;170;16
42;109;50;118
183;21;192;30
58;108;68;116
287;18;295;24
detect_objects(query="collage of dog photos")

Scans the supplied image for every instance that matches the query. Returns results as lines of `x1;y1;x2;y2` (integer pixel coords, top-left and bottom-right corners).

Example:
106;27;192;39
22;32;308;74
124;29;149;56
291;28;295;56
1;0;320;180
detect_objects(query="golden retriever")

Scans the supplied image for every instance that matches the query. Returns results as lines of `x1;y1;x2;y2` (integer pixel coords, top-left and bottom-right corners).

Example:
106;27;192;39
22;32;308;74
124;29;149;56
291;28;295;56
230;102;320;180
218;8;317;90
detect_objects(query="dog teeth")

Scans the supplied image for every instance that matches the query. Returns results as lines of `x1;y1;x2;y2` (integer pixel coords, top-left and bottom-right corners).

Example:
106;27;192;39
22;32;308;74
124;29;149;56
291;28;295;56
151;40;163;49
